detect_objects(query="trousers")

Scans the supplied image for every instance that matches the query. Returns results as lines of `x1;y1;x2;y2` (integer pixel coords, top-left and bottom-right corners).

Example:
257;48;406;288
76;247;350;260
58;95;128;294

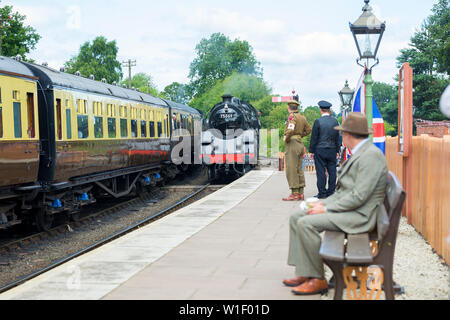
314;148;337;197
285;139;305;191
287;209;342;278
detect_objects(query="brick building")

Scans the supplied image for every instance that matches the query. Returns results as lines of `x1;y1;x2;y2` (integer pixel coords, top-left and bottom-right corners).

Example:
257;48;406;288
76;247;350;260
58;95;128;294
415;119;450;138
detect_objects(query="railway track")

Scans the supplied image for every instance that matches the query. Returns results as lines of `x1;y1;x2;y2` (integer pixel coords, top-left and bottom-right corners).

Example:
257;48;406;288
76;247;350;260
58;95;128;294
0;183;217;294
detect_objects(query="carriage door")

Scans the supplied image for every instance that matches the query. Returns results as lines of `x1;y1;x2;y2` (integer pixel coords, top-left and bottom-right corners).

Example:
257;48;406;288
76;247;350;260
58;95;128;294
56;99;62;140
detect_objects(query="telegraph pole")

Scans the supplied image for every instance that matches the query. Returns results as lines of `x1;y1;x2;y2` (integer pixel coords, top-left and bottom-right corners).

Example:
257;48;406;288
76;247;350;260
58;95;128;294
122;59;136;88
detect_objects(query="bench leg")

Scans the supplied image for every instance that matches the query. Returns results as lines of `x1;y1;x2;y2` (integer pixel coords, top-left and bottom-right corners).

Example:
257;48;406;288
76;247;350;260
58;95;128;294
324;261;345;300
383;264;395;300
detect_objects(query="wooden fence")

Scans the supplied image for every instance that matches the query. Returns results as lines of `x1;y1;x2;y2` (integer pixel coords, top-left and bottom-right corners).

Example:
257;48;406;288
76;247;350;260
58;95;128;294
385;135;450;265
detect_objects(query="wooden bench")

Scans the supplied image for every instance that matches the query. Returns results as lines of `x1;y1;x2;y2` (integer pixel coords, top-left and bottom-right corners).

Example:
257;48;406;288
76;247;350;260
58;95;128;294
319;171;406;300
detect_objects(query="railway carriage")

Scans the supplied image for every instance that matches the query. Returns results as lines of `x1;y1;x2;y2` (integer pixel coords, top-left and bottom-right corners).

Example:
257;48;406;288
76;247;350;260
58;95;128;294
0;56;40;229
164;99;202;172
0;56;202;231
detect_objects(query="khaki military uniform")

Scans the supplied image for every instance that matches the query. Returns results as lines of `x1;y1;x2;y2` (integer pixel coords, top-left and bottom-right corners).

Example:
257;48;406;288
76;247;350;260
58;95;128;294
283;112;312;193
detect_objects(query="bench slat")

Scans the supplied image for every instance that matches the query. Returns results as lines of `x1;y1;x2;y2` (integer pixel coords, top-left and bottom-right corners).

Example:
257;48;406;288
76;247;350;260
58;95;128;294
346;233;373;264
319;231;345;262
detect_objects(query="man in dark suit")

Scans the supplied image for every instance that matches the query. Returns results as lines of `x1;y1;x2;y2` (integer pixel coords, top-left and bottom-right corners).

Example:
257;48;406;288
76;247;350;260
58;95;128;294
309;101;341;199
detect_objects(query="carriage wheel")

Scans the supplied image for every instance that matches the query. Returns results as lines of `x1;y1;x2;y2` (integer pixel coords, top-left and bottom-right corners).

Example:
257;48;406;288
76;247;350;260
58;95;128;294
35;207;54;232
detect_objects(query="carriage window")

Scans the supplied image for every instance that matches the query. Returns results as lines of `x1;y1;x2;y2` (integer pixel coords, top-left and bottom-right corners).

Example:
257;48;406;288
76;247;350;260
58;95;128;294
131;120;137;138
157;122;162;137
77;115;89;139
12;90;20;100
66;109;72;139
108;118;116;138
120;119;128;138
56;99;62;140
140;120;147;137
94;116;103;138
13;102;22;138
0;87;2;103
27;93;36;138
149;121;155;137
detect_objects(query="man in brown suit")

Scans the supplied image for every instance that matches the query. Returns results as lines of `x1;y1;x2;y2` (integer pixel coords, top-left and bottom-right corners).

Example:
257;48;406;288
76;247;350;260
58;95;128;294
284;112;388;295
282;100;312;201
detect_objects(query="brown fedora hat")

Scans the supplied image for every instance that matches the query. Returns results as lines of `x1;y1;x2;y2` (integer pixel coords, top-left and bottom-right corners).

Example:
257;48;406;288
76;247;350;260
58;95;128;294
334;112;374;135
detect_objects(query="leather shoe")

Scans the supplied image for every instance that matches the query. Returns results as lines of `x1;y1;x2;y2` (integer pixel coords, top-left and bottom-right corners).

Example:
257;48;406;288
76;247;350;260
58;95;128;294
282;276;308;287
291;278;328;295
282;193;303;201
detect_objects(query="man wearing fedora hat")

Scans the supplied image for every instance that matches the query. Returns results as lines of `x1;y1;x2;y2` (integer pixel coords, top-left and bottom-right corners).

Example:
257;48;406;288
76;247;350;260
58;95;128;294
309;100;341;199
283;112;388;295
282;100;312;201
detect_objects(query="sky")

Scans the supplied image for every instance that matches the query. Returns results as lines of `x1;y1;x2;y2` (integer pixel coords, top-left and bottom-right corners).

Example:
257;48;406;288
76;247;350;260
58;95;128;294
5;0;436;113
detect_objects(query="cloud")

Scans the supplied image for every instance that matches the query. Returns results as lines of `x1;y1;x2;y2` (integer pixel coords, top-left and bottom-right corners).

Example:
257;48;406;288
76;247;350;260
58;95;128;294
181;6;286;39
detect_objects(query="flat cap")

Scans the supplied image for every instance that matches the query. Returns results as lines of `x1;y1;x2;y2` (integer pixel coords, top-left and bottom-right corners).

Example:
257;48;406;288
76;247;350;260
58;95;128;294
318;100;332;109
287;100;300;107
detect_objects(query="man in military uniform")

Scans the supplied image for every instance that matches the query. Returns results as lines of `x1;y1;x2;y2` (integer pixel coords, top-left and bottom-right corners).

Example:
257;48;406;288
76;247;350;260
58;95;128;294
309;101;341;199
283;112;388;295
282;100;312;201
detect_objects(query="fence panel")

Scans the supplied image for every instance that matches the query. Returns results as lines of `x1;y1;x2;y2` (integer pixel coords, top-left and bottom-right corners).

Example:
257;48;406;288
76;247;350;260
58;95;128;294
386;135;449;264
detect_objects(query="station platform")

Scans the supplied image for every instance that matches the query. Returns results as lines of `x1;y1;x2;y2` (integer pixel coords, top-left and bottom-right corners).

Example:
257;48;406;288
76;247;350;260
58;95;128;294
0;169;321;300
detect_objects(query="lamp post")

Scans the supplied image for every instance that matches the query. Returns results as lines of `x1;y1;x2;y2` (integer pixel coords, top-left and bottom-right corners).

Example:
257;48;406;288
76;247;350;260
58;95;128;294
349;0;385;138
338;80;355;116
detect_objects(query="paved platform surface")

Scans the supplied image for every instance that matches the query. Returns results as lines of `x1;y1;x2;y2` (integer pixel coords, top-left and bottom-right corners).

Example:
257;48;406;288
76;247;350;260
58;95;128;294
103;169;319;300
1;168;321;300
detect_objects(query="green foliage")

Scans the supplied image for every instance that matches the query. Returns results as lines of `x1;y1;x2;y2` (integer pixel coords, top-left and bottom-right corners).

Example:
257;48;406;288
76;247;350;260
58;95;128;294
412;74;448;121
121;72;159;96
161;82;189;104
252;95;279;128
65;36;123;84
0;6;40;59
396;0;449;75
302;106;321;151
188;33;262;97
190;72;270;115
396;0;450;123
372;81;399;130
384;121;396;137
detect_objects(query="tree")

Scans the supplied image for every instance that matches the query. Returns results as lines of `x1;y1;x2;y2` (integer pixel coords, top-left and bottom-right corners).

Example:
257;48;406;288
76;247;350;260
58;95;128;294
302;106;321;151
397;0;449;75
190;72;270;114
188;33;262;97
372;81;398;130
65;36;122;84
121;72;158;96
162;82;189;104
396;0;449;122
0;5;40;59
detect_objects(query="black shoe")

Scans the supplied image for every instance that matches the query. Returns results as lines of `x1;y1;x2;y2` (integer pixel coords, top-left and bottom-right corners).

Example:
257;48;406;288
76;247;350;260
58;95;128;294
315;194;327;199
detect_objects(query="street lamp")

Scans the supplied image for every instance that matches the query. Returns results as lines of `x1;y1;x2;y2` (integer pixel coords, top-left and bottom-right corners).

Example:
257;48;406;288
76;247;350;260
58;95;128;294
338;80;355;113
349;0;385;138
350;0;386;68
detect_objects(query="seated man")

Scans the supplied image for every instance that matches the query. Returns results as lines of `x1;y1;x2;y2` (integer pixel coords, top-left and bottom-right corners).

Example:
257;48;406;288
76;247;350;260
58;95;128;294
283;112;388;295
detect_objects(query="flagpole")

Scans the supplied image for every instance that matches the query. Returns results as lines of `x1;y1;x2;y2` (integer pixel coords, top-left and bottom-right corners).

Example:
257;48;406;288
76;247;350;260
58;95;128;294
364;68;374;141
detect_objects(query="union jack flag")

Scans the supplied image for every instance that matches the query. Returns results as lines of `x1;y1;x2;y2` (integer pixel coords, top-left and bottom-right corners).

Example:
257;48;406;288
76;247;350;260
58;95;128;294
351;68;386;155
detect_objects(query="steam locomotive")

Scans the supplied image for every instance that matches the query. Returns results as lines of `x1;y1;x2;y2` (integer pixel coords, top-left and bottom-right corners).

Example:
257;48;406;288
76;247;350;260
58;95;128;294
0;55;202;231
201;94;261;181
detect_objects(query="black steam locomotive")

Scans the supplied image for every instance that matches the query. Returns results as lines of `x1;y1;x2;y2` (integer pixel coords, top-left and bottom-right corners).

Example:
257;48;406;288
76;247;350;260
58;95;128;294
201;94;261;180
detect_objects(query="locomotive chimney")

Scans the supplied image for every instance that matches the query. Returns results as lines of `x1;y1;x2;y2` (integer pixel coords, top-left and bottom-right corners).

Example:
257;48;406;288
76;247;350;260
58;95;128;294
222;94;233;103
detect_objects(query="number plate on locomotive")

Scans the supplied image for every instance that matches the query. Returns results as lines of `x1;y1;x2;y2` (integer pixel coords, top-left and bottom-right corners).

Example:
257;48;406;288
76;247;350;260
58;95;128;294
219;114;234;119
